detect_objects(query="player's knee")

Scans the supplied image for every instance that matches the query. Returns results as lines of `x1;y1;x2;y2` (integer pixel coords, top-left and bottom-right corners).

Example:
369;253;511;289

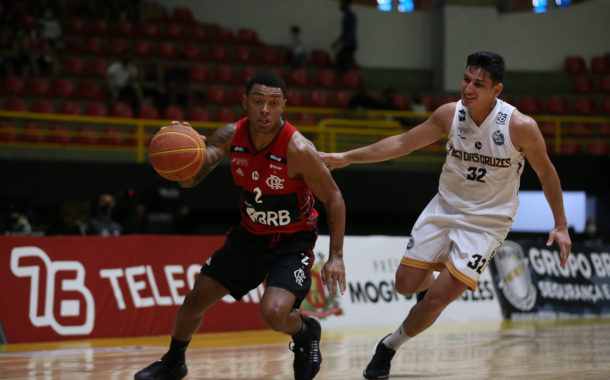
259;304;285;331
181;290;207;316
394;275;419;295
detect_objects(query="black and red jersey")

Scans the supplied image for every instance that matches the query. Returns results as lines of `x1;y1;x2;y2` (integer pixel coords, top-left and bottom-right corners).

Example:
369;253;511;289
229;117;318;235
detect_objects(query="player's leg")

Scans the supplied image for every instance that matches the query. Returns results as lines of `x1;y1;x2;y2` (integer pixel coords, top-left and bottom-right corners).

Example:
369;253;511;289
394;265;434;296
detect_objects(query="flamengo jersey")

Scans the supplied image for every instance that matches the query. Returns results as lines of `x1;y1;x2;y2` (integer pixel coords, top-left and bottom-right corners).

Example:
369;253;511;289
229;117;318;234
439;99;524;218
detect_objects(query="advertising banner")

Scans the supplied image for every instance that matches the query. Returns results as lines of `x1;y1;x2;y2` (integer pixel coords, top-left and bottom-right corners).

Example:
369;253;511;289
489;240;610;319
0;235;268;343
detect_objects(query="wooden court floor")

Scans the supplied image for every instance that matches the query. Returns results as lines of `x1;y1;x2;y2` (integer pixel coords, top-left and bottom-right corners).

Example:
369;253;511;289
2;318;610;379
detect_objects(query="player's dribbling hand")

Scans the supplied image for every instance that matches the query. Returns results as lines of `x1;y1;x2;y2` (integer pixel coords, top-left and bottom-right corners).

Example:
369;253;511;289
319;152;350;170
167;120;207;144
547;225;572;267
321;255;346;297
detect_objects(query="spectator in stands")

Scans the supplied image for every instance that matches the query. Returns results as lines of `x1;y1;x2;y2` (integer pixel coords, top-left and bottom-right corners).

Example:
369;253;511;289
140;62;166;112
0;25;23;77
106;55;143;111
289;25;307;68
30;23;61;77
89;193;122;236
377;87;400;110
332;0;357;71
138;172;191;234
321;51;571;379
410;95;428;112
163;57;192;110
37;7;63;50
347;82;379;110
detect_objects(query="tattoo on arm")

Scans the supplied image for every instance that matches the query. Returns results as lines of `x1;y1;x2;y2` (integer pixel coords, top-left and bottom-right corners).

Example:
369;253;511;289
183;124;235;186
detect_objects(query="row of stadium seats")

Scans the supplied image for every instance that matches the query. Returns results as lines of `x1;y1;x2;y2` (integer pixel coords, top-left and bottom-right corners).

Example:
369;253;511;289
564;55;610;74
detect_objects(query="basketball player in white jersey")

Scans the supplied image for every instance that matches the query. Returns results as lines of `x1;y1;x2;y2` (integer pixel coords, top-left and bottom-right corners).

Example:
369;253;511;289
320;51;572;379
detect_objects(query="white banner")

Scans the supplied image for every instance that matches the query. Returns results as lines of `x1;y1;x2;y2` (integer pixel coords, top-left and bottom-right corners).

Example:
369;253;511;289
311;235;503;328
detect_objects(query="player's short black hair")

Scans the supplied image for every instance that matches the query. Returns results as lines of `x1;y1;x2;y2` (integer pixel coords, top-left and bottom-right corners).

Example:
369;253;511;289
245;72;287;98
466;51;505;85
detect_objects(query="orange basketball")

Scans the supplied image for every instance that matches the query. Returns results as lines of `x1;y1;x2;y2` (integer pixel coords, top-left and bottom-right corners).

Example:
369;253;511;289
148;125;206;181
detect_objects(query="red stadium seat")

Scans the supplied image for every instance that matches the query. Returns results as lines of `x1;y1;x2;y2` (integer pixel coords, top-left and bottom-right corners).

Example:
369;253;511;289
91;19;109;36
573;96;597;115
172;7;194;23
286;89;309;106
538;121;556;137
316;69;338;88
183;43;203;61
3;75;25;95
65;17;86;34
214;27;234;43
78;80;105;100
206;86;229;105
77;126;100;145
112;102;134;118
439;94;460;105
191;25;209;42
166;23;185;40
157;41;178;59
189;64;209;82
560;141;582;155
545;96;570;114
103;126;126;145
310;49;331;67
88;59;108;77
260;47;283;65
0;121;19;142
86;102;108;117
518;95;543;114
6;98;28;111
571;76;595;94
563;56;587;73
290;68;310;87
342;70;362;90
599;122;610;137
216;107;237;122
163;105;185;120
500;96;515;105
28;77;50;96
564;122;592;137
133;41;152;57
590;56;609;74
392;93;410;110
63;57;84;75
420;94;437;111
603;97;610;115
209;45;231;62
232;87;246;105
239;66;258;83
139;104;160;119
214;65;235;84
600;76;610;94
60;100;82;115
234;45;255;64
295;113;318;126
49;125;72;144
311;89;333;108
53;79;76;97
106;39;127;56
586;142;609;155
266;67;286;81
23;124;47;142
237;28;260;45
33;99;55;114
336;90;353;108
116;21;135;38
140;23;159;39
83;37;104;55
189;106;211;121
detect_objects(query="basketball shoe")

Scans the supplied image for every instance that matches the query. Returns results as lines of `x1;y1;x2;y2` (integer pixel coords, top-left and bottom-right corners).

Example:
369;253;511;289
290;317;322;380
362;334;396;379
134;353;187;380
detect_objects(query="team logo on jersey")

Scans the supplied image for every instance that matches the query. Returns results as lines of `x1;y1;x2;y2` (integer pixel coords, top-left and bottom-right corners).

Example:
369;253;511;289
235;168;245;176
475;141;482;150
294;268;306;286
231;157;249;167
406;236;415;250
492;130;505;145
265;175;284;190
458;109;466;122
252;171;259;180
495;112;508;125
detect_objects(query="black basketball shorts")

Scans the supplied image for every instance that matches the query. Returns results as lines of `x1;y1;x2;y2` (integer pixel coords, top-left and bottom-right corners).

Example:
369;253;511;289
200;226;318;309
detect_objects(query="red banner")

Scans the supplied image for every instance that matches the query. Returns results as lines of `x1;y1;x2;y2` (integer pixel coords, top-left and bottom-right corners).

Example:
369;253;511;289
0;235;268;343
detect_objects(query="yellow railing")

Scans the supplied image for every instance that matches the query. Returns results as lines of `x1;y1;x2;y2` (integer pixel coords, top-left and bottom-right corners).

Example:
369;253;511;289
1;108;609;164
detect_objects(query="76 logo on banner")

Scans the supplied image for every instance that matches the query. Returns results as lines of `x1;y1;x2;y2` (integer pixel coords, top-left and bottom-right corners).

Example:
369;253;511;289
10;246;95;336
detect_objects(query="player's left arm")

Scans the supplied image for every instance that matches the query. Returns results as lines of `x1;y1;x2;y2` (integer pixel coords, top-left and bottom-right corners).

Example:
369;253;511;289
288;133;346;296
510;111;572;266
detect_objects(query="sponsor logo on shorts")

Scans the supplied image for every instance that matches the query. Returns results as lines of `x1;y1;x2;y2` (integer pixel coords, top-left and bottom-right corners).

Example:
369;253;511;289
294;268;306;286
407;236;415;250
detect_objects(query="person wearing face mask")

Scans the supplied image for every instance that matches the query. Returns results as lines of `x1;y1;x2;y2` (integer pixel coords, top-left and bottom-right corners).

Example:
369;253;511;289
89;193;122;236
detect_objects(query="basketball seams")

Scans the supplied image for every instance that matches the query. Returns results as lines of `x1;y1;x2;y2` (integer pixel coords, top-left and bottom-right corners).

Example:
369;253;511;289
149;126;206;180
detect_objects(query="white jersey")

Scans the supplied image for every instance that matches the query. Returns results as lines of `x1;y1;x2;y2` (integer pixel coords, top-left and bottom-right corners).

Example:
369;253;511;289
438;99;524;218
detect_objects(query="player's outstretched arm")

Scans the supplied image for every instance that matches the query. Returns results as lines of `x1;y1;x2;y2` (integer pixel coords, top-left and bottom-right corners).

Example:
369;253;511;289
319;103;454;170
288;133;346;296
510;112;572;266
179;122;237;188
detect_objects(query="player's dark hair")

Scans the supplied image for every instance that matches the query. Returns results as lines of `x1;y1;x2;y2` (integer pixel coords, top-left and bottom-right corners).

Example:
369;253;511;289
466;51;505;85
245;72;287;98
